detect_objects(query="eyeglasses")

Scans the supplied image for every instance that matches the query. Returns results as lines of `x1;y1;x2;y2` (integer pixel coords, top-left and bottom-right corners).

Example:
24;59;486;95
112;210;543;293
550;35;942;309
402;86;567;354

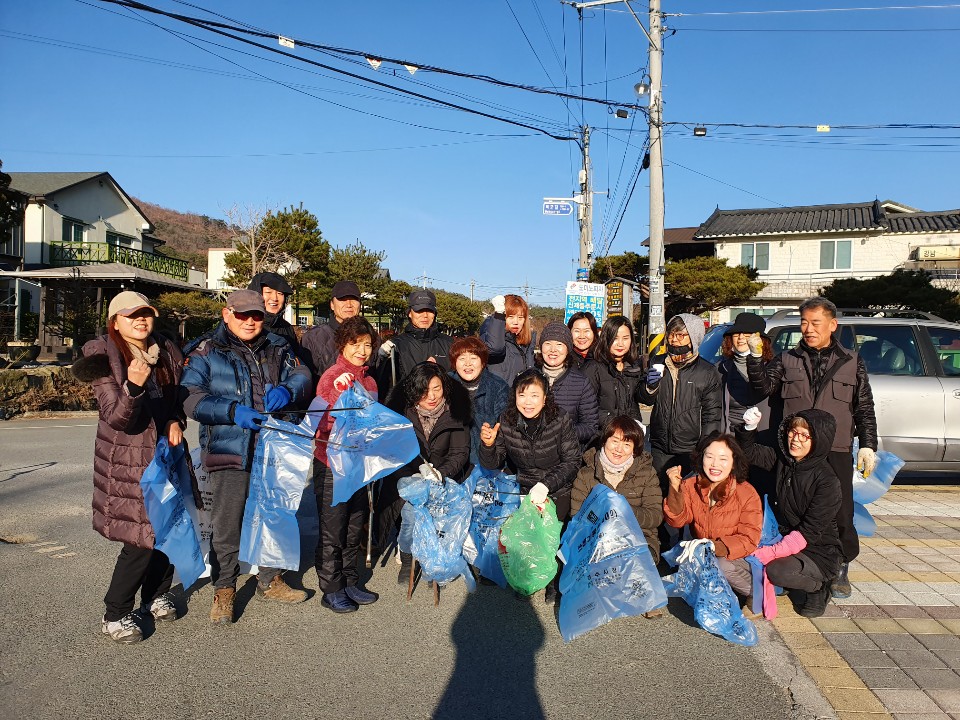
229;309;264;322
667;331;690;341
788;429;812;442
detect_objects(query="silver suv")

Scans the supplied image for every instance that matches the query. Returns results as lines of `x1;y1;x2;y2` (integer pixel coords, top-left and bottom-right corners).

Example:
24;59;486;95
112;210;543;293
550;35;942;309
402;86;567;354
698;310;960;474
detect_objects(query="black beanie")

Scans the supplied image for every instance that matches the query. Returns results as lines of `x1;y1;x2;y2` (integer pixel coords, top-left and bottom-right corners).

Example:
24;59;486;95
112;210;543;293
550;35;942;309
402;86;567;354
539;322;573;354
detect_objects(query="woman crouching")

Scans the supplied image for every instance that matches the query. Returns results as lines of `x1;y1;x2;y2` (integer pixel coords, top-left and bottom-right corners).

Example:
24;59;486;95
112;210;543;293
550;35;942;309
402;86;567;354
663;432;762;599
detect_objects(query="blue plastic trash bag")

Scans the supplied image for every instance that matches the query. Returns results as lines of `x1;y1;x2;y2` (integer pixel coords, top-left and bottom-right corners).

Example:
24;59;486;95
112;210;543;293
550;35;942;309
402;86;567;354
498;493;562;596
556;484;667;642
327;383;420;506
397;473;476;590
850;439;905;537
140;438;205;590
663;539;758;647
239;417;314;570
461;466;521;588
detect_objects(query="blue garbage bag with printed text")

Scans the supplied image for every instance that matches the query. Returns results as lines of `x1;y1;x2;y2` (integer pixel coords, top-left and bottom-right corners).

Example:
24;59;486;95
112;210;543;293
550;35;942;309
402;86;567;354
397;473;476;590
140;438;204;591
239;417;315;570
497;493;562;596
663;539;758;647
327;383;420;506
850;439;905;537
462;466;521;588
557;484;667;642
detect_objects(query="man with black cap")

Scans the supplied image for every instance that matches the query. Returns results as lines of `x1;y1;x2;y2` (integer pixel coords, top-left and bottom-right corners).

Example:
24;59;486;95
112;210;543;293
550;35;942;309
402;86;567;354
181;288;313;625
247;271;298;350
301;280;374;378
377;288;453;394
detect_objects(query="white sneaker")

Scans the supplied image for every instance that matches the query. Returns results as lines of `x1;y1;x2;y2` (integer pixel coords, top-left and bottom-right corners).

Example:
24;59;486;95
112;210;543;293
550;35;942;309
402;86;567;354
101;613;142;644
148;593;178;622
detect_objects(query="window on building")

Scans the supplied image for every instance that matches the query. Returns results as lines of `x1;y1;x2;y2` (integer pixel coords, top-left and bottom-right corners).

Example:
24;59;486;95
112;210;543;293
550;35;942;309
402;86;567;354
106;232;134;247
740;242;770;271
298;316;309;327
820;239;852;270
62;218;85;243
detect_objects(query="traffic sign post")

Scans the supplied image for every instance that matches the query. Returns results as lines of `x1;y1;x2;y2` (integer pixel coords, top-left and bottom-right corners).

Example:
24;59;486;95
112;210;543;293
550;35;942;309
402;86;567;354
543;199;575;216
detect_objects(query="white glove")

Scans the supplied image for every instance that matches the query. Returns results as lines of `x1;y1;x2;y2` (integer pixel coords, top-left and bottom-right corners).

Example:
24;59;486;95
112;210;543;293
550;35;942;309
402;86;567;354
333;372;354;391
419;462;442;482
742;406;762;431
491;295;505;314
528;482;549;511
677;538;714;564
857;447;878;477
747;333;764;357
646;366;663;386
379;339;395;357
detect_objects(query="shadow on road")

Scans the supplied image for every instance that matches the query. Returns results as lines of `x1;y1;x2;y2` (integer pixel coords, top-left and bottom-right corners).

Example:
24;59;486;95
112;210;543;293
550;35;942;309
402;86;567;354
433;587;546;720
0;462;57;483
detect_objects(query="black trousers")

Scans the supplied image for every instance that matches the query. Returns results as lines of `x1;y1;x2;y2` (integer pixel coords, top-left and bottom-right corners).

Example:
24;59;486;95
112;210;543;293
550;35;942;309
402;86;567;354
765;552;826;593
827;450;859;563
103;543;173;621
651;449;693;498
314;465;367;594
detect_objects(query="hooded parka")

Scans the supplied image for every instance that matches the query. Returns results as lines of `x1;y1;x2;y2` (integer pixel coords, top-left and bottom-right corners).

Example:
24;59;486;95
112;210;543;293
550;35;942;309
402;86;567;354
73;334;186;549
737;408;843;580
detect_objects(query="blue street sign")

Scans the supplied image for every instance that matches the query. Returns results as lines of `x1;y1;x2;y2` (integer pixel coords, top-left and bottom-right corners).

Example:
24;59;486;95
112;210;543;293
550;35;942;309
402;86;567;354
543;200;574;216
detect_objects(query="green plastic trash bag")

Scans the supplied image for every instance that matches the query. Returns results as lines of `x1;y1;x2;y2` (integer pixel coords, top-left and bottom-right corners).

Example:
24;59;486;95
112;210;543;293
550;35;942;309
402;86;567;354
497;488;562;596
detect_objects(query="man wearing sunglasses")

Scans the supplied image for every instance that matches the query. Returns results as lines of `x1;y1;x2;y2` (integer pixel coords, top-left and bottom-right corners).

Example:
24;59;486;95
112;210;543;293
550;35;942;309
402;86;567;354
181;288;313;625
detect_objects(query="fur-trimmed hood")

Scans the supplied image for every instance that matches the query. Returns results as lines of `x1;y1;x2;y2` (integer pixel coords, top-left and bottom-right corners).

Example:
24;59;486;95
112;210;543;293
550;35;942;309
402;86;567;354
71;352;113;383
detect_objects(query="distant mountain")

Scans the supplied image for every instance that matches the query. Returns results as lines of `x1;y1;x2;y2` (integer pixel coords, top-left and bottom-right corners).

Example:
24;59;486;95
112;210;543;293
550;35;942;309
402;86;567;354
135;198;235;271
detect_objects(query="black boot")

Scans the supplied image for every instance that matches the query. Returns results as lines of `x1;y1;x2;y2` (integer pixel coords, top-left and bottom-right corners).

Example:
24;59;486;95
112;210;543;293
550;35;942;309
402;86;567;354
397;552;414;585
831;562;852;599
799;583;831;618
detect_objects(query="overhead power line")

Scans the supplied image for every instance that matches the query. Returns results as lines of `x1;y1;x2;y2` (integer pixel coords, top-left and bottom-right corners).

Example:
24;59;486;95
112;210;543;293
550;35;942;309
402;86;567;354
94;0;645;112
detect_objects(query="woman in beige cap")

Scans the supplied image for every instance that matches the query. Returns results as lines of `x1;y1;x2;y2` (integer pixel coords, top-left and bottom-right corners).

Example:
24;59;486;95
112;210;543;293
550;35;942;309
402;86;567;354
72;290;187;644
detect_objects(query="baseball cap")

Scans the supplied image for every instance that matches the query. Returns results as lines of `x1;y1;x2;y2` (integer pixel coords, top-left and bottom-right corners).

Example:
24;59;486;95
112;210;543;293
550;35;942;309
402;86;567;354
332;280;361;299
225;289;266;314
108;291;158;318
408;289;437;312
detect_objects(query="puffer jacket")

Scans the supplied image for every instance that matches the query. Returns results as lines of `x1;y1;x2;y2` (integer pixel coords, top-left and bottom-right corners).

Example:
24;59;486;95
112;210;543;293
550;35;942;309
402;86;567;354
181;322;312;472
663;472;762;561
386;378;472;482
549;367;600;448
572;447;663;561
640;355;723;455
450;368;510;466
478;404;581;498
73;334;185;549
301;318;381;379
736;408;843;580
379;322;454;395
584;360;646;428
747;340;877;453
717;354;769;433
479;313;536;385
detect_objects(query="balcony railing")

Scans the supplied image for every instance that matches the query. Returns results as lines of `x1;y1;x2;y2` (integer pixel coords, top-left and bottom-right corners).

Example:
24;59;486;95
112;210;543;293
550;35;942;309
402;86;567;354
49;242;189;281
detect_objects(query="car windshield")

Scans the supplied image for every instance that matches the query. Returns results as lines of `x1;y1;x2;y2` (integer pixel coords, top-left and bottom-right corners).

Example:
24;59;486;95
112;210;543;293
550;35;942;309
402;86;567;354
698;324;728;363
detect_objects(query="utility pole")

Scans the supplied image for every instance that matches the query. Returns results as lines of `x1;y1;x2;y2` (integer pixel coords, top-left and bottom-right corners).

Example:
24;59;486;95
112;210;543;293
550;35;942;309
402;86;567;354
647;0;666;335
470;279;475;302
569;0;666;334
578;125;593;271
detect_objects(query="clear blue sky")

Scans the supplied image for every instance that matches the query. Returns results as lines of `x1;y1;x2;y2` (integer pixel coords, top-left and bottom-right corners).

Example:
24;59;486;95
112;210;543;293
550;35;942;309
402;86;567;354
2;1;958;306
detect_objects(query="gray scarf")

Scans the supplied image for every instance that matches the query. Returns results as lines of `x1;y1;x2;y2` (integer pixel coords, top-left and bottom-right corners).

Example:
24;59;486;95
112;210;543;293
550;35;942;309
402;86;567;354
416;397;447;441
598;448;634;489
540;364;564;386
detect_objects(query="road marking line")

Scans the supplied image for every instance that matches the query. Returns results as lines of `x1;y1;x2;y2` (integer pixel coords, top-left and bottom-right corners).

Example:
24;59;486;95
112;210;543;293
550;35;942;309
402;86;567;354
50;552;77;558
0;424;96;430
34;546;68;553
26;541;58;547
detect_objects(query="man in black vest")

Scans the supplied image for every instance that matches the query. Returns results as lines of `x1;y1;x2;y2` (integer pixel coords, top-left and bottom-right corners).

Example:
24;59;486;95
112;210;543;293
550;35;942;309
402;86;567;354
746;297;878;599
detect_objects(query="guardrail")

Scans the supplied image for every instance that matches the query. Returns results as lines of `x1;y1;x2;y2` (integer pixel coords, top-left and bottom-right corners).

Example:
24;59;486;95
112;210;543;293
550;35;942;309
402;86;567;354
49;242;189;281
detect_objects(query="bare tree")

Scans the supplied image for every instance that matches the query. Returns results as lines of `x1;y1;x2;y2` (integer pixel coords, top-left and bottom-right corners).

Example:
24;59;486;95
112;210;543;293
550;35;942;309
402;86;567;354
221;204;297;288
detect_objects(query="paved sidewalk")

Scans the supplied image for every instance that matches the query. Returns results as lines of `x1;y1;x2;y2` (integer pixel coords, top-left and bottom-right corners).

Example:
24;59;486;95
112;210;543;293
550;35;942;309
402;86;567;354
770;485;960;720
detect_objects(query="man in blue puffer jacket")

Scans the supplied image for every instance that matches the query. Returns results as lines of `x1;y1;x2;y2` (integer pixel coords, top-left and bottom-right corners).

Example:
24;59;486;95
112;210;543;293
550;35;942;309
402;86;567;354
181;289;313;625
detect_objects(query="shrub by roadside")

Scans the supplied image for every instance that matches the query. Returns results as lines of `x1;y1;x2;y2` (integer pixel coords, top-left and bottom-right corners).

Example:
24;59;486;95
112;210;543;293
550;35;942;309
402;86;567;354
0;367;95;419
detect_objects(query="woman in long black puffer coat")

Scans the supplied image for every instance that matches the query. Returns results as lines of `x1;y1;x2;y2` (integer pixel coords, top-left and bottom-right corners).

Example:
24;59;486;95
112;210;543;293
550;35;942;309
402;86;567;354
583;315;646;430
536;322;599;449
378;361;472;585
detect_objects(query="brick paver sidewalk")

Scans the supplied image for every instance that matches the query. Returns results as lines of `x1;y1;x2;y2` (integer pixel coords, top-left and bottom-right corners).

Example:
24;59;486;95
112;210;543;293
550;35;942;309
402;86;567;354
770;485;960;720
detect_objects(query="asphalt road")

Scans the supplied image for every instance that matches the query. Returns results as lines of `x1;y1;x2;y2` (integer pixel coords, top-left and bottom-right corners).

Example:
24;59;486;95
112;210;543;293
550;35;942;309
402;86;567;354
0;416;832;720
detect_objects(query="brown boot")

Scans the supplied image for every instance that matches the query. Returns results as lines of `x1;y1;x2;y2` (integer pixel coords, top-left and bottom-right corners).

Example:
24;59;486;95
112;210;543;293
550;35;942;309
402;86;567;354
210;587;235;625
257;574;308;604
